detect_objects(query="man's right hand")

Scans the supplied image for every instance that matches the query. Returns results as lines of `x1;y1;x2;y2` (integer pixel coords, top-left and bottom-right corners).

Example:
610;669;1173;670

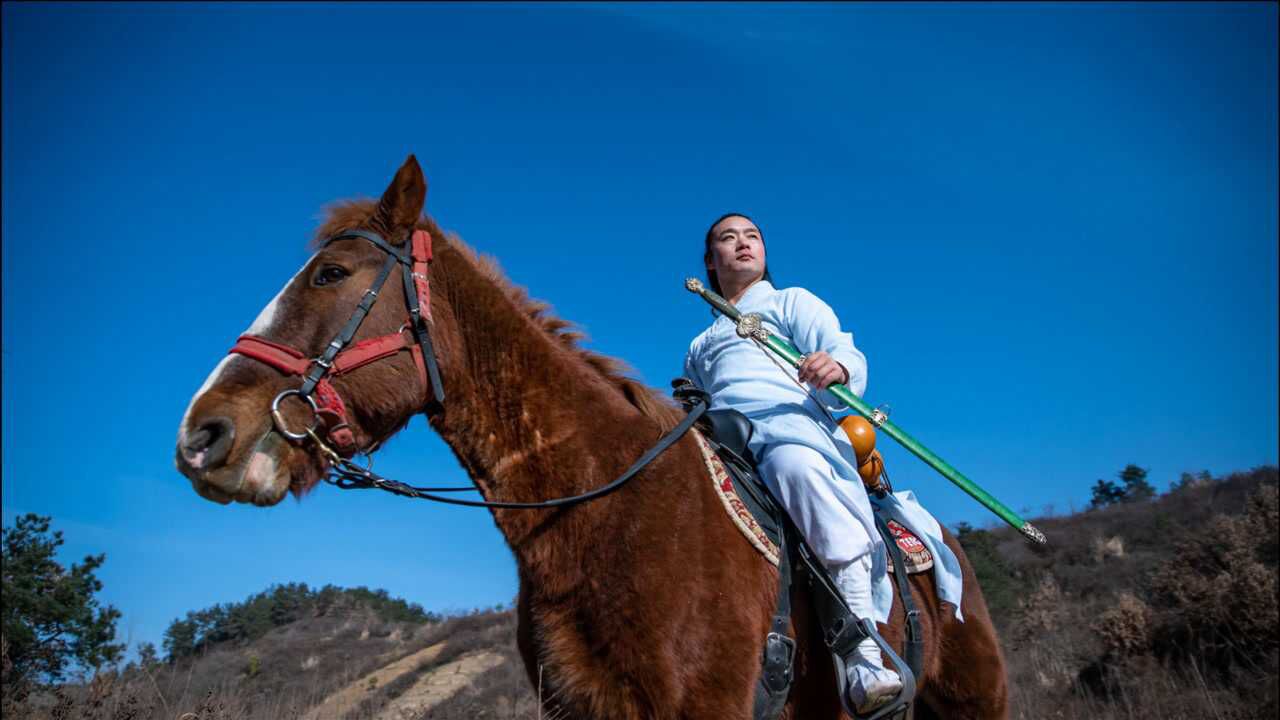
798;351;848;389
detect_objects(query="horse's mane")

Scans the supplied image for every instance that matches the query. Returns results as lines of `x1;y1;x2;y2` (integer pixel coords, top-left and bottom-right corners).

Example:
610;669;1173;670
311;199;685;432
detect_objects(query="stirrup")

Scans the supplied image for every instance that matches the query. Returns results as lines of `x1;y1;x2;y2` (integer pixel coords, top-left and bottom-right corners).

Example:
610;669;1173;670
832;618;916;720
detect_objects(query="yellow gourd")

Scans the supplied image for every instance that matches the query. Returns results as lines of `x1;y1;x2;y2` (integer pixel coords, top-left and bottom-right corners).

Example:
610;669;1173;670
839;415;886;493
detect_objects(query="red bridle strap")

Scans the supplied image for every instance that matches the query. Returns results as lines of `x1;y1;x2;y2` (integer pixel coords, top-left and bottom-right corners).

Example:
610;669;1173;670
228;335;310;375
410;229;433;322
229;330;428;457
331;332;424;380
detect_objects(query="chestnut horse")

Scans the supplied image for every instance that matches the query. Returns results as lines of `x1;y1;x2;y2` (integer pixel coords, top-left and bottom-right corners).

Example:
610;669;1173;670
175;156;1008;719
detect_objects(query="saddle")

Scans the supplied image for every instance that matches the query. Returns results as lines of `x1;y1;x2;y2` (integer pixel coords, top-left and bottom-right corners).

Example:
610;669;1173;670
672;379;924;720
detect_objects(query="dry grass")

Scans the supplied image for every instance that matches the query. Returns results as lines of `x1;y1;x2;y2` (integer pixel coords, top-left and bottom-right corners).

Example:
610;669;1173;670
1;608;515;720
999;469;1279;720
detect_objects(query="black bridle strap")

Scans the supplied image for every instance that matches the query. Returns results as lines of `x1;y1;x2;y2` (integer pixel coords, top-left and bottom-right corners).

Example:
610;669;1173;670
323;397;707;509
331;229;410;264
300;250;401;397
412;324;446;409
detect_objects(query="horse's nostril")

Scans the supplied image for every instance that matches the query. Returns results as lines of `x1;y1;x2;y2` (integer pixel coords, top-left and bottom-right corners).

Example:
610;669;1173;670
182;416;235;470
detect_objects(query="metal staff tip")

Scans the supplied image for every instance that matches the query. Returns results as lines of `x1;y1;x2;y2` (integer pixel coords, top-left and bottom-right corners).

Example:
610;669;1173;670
1020;522;1047;545
685;277;705;293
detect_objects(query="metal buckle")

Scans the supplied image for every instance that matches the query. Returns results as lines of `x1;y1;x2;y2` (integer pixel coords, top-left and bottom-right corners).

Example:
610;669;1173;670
767;631;796;659
762;631;796;692
825;615;847;649
271;389;321;441
906;608;923;640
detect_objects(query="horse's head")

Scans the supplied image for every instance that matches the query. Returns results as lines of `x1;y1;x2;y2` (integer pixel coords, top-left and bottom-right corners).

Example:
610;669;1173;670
175;156;441;506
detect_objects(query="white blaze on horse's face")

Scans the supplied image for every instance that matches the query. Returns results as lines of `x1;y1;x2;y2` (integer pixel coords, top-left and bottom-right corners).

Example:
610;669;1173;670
178;354;235;447
175;258;313;505
246;261;310;335
178;259;310;437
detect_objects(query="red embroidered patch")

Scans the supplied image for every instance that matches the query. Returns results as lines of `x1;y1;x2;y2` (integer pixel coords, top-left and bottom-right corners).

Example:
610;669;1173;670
885;519;934;574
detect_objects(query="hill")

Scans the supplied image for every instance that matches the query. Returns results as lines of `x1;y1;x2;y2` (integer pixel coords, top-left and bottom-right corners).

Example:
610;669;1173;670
4;585;537;720
987;465;1278;719
4;467;1276;719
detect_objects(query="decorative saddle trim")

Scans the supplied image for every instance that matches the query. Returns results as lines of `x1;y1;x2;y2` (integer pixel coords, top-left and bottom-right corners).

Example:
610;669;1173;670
884;518;934;574
692;430;780;567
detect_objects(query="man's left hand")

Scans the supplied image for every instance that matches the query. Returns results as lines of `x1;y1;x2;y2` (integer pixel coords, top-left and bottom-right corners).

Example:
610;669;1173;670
797;351;848;390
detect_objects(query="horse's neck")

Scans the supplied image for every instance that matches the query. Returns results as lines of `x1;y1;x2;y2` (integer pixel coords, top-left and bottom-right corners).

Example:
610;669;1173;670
428;245;656;577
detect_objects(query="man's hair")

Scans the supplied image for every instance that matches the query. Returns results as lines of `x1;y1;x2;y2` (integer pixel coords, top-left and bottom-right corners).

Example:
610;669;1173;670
704;212;773;296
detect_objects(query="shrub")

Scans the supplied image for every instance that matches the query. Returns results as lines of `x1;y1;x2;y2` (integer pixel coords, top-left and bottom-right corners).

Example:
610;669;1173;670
1013;575;1066;644
1146;484;1279;675
1094;592;1152;658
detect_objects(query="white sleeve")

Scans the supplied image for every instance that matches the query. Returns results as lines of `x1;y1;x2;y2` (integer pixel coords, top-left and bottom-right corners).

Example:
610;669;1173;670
683;344;704;390
784;288;868;409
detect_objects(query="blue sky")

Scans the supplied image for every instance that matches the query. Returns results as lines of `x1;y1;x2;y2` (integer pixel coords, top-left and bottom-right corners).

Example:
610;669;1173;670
3;2;1276;659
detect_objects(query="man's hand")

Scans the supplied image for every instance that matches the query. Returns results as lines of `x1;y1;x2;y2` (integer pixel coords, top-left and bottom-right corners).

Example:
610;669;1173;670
797;351;848;390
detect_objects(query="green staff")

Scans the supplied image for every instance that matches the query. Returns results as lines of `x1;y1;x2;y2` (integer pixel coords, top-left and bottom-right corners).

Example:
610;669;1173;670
685;277;1046;545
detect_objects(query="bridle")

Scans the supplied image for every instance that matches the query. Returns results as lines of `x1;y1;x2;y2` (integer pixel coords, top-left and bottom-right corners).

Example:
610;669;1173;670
229;227;446;459
226;226;705;510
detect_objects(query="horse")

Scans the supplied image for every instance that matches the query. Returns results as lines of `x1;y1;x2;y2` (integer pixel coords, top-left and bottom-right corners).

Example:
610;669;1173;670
174;155;1009;719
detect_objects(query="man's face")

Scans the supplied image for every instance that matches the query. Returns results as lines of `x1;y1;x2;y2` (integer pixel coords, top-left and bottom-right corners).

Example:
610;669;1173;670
706;215;766;282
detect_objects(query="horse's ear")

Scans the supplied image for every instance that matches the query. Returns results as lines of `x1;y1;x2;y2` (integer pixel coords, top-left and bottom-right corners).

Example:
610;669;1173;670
374;154;427;243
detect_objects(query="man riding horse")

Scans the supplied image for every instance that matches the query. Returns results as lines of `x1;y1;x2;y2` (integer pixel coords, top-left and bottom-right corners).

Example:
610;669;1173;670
176;157;1010;719
683;213;964;714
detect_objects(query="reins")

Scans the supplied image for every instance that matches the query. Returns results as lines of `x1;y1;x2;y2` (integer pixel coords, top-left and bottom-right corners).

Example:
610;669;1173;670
310;398;706;509
230;226;705;510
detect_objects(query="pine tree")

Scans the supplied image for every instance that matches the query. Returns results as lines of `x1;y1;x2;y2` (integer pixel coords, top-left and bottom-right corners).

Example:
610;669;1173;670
1;514;123;687
136;642;160;670
1119;464;1156;502
1090;478;1126;508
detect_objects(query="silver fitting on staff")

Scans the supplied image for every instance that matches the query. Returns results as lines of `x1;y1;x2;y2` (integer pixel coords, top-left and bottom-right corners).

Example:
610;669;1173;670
1020;522;1048;545
869;404;891;428
736;312;769;341
685;277;705;293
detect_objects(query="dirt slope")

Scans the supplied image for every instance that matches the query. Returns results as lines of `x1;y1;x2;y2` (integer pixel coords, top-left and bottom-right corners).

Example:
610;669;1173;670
372;651;505;720
301;642;447;720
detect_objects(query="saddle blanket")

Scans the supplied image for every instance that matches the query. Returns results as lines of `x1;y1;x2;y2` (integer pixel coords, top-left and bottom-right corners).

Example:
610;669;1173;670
692;430;933;574
693;430;780;566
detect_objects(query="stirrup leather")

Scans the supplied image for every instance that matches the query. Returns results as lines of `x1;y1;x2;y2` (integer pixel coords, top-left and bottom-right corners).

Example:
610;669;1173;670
796;540;917;720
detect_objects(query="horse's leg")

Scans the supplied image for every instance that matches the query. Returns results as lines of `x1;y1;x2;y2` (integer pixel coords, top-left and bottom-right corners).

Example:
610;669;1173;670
915;533;1010;720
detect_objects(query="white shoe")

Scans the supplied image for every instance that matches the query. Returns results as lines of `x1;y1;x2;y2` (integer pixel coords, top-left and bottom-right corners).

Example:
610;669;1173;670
846;655;903;714
828;555;903;714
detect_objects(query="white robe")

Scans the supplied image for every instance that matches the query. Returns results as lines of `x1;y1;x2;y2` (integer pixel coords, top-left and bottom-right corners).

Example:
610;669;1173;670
684;280;963;623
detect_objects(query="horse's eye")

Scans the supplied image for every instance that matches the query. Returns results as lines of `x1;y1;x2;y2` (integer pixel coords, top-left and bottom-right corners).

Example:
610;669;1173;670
313;265;350;287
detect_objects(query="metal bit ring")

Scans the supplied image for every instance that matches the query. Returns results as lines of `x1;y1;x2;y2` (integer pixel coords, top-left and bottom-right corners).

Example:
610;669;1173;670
271;389;321;441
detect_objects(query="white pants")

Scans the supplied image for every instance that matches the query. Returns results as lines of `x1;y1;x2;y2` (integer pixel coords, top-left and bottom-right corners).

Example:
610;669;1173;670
758;443;896;684
757;442;877;567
